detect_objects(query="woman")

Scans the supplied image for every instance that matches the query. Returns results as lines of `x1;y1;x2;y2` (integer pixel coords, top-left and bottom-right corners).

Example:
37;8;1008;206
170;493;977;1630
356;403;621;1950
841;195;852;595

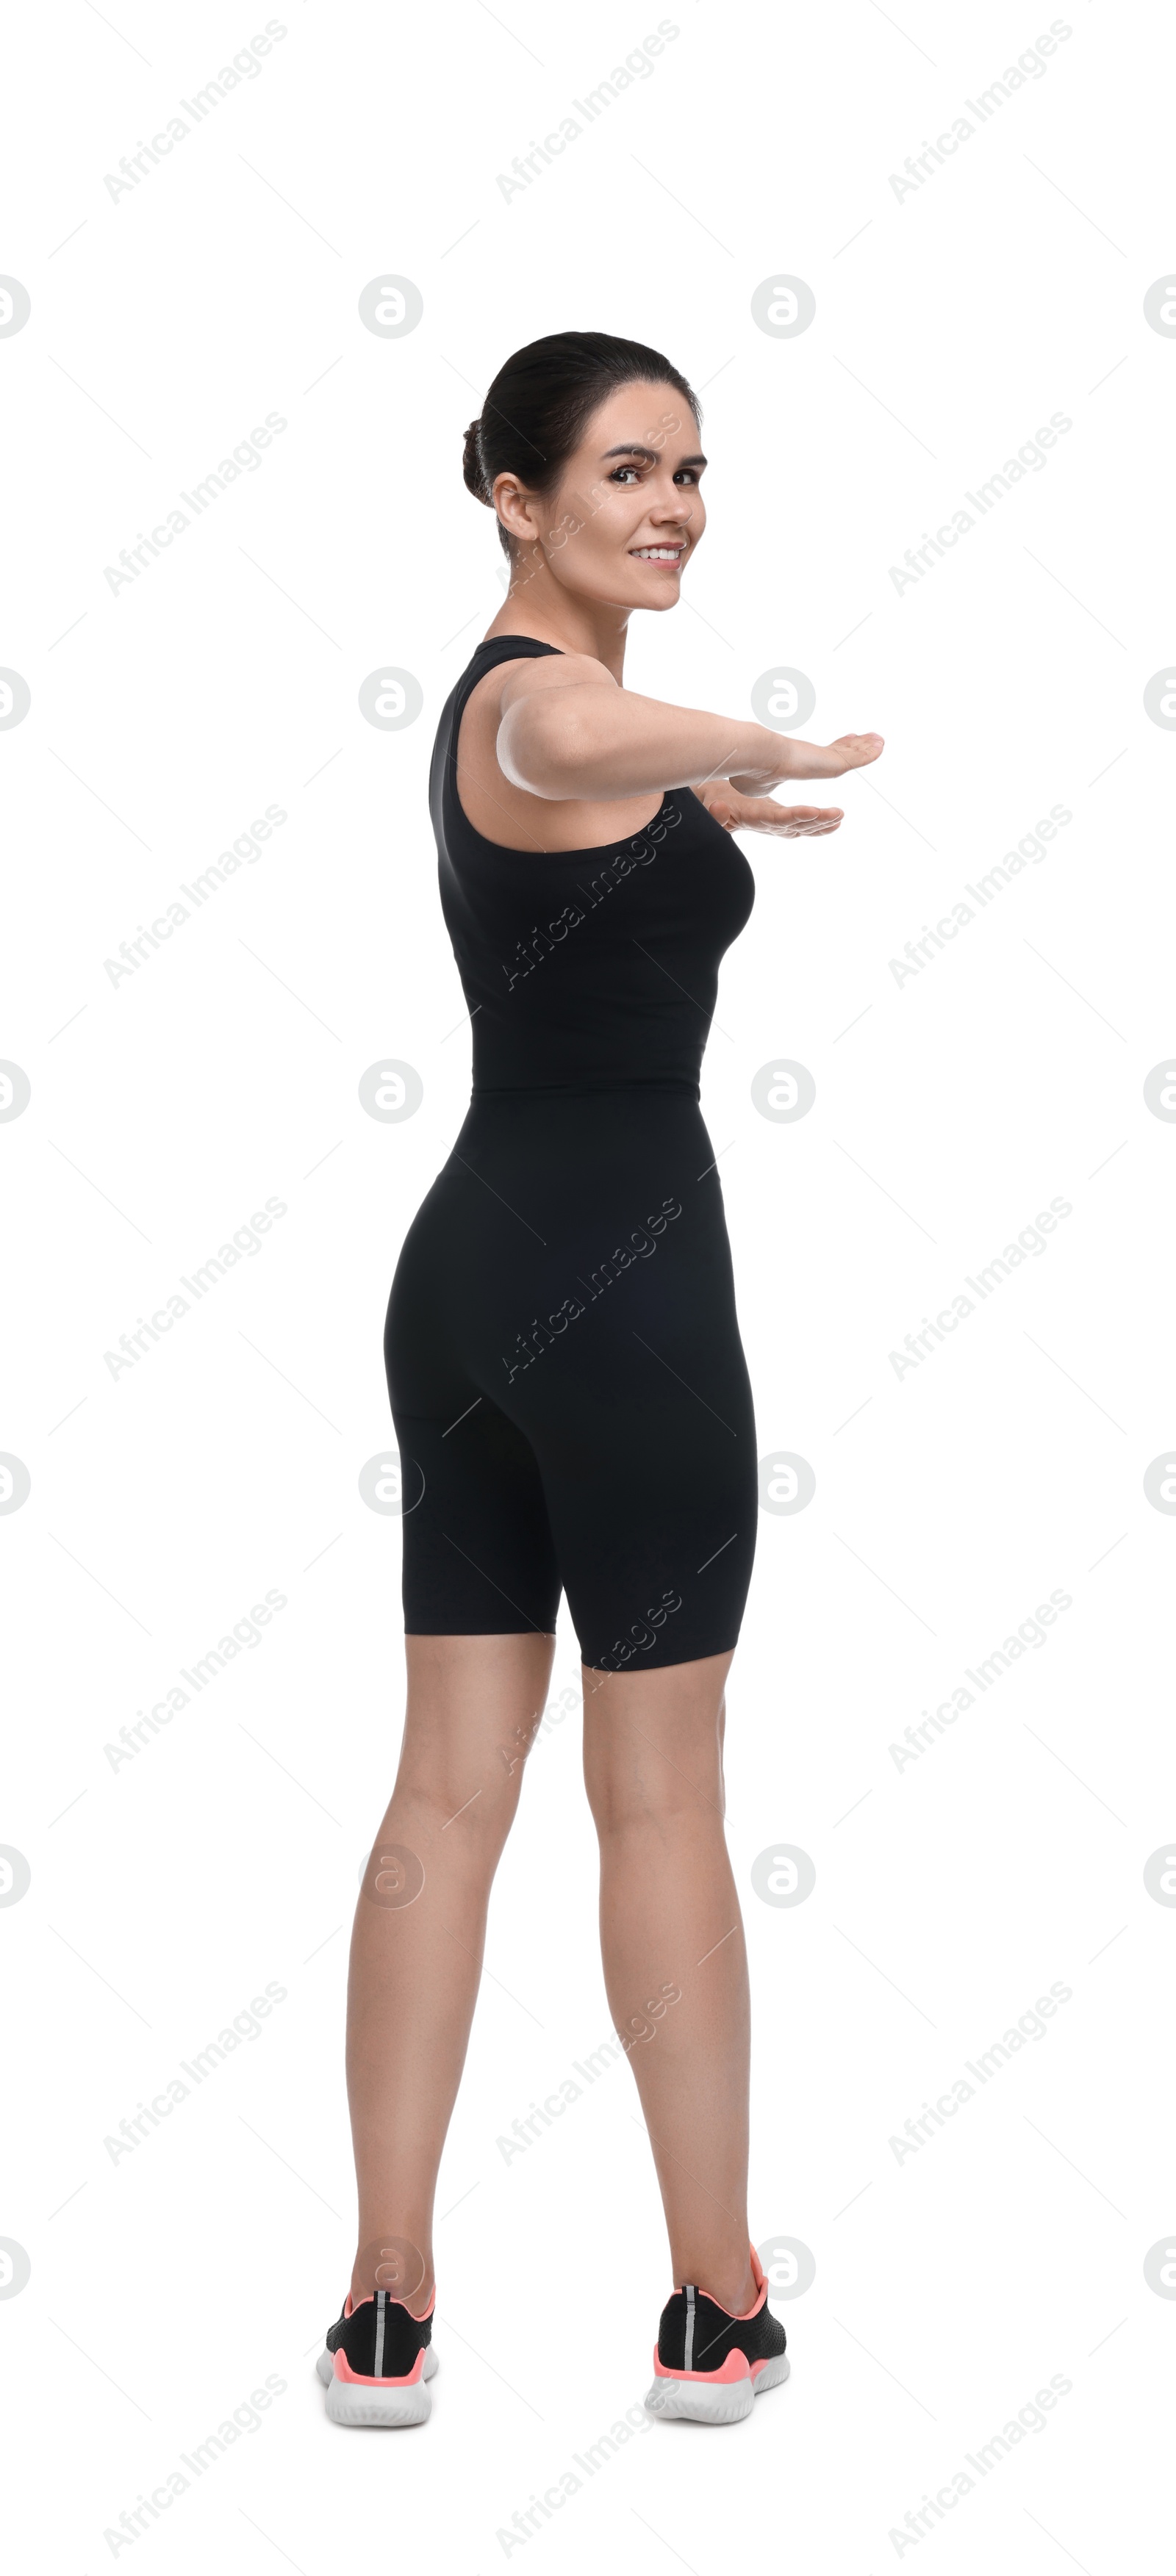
318;332;883;2427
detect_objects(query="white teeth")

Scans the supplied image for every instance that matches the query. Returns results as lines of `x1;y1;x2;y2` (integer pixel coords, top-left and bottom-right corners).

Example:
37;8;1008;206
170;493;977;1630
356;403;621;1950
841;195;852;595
634;547;683;561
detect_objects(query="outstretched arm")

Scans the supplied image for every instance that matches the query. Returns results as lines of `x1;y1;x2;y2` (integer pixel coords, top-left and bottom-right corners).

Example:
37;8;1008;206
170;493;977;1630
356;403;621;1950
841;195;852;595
496;653;882;814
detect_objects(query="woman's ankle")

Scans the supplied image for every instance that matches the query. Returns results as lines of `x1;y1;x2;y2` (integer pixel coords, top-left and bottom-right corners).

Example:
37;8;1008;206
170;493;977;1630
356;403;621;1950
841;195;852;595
350;2232;434;2318
674;2250;756;2315
350;2273;434;2320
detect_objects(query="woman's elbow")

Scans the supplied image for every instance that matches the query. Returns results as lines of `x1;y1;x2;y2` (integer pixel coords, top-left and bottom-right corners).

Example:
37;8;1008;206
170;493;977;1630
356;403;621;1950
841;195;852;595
498;702;590;798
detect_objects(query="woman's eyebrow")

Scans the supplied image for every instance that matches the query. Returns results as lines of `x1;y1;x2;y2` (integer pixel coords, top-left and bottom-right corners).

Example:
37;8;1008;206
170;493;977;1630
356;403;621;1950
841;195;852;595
598;442;708;467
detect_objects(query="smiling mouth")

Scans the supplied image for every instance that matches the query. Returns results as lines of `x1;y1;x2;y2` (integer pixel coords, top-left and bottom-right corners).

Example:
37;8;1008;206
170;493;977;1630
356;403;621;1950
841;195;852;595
630;544;687;564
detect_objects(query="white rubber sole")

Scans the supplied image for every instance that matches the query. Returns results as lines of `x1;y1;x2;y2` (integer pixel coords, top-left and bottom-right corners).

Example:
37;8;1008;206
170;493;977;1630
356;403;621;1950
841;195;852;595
644;2350;789;2423
317;2341;439;2427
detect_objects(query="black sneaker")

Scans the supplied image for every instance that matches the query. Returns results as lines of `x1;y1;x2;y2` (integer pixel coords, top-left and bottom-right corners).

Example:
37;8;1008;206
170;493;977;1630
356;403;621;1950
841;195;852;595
645;2244;789;2422
316;2286;438;2426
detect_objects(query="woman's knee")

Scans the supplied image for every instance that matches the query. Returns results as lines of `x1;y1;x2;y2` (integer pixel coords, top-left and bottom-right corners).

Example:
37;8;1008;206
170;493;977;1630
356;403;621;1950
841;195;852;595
586;1757;724;1839
582;1667;728;1836
387;1758;523;1857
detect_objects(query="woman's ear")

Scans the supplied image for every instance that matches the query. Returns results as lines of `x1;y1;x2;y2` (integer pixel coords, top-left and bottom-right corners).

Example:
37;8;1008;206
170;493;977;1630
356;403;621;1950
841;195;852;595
492;473;538;552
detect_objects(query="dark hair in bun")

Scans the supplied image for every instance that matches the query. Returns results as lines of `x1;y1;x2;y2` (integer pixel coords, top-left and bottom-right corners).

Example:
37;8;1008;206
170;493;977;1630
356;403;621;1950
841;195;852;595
462;330;700;559
462;417;487;503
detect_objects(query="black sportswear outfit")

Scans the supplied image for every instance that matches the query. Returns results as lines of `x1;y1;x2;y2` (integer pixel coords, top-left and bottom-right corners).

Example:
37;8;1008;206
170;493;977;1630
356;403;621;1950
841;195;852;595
384;636;759;1674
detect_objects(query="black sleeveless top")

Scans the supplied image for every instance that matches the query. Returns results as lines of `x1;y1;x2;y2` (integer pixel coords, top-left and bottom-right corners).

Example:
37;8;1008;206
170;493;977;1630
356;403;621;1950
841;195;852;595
429;636;756;1096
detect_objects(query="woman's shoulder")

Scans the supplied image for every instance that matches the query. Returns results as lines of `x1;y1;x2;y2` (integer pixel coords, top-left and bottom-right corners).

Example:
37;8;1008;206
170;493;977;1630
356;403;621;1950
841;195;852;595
461;640;617;727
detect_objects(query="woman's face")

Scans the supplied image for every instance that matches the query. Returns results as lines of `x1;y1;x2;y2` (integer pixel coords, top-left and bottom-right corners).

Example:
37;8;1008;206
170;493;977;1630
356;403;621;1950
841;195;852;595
494;379;707;609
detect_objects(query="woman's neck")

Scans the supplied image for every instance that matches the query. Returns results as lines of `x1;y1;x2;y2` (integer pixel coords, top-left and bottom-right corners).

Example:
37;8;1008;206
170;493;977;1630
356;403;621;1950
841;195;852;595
484;552;632;683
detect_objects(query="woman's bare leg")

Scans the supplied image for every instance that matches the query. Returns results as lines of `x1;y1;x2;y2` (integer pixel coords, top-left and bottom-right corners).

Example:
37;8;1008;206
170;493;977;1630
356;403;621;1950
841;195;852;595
582;1649;756;2316
345;1630;555;2314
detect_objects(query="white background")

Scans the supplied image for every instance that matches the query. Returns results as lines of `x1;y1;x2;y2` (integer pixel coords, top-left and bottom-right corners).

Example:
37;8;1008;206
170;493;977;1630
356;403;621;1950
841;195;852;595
4;0;1175;2567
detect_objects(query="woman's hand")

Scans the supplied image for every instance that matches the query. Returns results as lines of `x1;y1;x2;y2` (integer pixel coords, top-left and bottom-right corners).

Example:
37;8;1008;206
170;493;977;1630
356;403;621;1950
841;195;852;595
726;730;884;796
693;780;846;838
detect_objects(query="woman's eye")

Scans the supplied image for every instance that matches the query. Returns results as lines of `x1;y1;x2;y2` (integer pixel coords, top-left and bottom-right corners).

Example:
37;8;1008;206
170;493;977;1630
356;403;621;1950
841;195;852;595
674;469;698;485
610;464;641;483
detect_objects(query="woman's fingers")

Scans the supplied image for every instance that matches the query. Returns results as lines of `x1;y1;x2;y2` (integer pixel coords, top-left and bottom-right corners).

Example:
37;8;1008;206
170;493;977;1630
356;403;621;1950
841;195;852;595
728;730;883;791
756;805;844;835
706;792;845;835
785;730;885;779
